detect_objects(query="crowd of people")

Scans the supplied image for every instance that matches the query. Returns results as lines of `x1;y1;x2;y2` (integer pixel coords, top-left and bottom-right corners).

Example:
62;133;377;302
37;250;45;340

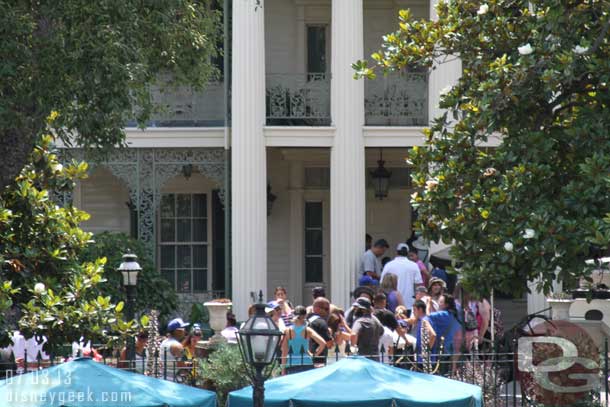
223;238;502;375
0;238;501;380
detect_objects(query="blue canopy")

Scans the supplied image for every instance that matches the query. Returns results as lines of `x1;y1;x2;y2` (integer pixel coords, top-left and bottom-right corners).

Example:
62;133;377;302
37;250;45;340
228;357;481;407
0;357;216;407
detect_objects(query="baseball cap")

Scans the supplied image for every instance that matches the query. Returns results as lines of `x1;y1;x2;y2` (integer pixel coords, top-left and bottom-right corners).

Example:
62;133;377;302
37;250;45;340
396;243;410;252
265;300;281;313
353;297;372;310
167;318;190;332
358;274;379;287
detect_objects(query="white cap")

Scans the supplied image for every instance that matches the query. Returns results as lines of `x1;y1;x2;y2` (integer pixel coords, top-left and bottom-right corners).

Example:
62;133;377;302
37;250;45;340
396;243;410;251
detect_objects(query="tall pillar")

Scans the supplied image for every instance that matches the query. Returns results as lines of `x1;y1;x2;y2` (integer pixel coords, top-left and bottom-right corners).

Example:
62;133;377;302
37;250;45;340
330;0;366;309
231;0;267;320
288;161;305;305
428;0;462;124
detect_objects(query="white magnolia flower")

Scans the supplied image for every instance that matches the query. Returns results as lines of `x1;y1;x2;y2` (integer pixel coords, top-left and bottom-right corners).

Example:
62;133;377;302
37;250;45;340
518;43;534;55
504;242;514;252
554;252;561;258
522;228;536;239
440;86;452;96
477;4;489;15
425;179;439;191
52;163;63;172
554;266;562;273
34;283;46;294
573;45;588;55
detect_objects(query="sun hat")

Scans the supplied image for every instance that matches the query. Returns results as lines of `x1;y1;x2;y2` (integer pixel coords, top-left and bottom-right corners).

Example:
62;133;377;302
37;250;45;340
353;286;376;300
428;277;447;290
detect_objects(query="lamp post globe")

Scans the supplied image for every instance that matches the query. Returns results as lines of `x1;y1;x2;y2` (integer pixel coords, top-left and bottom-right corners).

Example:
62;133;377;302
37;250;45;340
119;252;141;287
237;290;283;407
118;251;141;369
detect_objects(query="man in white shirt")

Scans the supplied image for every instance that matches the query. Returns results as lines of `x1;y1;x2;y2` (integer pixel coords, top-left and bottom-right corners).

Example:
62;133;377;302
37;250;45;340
380;243;423;310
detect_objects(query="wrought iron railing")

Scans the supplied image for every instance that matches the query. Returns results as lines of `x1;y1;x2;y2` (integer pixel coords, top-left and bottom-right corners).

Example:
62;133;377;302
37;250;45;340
128;82;226;127
365;71;428;126
3;344;608;407
266;73;331;126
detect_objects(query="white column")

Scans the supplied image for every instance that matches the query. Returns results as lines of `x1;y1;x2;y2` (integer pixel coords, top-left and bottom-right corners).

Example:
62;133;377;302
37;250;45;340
428;0;462;123
231;0;267;320
288;161;305;305
330;0;366;309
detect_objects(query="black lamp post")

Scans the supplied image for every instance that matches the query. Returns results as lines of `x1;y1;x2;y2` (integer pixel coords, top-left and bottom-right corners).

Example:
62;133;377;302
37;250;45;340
236;290;283;407
119;251;141;369
370;148;392;200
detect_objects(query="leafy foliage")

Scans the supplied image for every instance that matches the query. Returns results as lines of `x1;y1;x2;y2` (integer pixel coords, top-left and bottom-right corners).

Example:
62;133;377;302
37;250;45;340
0;0;222;189
198;345;251;405
0;136;135;354
356;0;610;296
79;232;178;320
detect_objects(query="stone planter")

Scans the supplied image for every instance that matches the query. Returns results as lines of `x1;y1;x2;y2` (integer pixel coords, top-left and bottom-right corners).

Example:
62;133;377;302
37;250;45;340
546;298;573;320
204;301;232;344
572;289;610;300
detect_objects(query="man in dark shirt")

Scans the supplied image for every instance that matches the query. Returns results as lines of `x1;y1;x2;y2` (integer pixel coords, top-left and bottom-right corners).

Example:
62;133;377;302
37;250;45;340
307;297;333;365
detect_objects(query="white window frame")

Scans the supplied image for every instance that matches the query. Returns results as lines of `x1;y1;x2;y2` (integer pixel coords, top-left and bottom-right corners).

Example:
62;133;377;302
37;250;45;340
158;192;213;294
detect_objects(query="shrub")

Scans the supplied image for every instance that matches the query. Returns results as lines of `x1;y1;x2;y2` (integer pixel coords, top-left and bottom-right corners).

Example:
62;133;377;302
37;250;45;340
79;232;178;320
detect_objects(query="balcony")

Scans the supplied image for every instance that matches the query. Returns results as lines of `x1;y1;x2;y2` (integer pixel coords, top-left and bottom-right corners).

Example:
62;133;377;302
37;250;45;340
365;71;428;126
134;82;226;127
266;73;331;126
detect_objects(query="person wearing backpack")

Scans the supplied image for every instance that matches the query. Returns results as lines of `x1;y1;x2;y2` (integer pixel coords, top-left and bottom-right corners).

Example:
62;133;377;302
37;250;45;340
455;285;491;352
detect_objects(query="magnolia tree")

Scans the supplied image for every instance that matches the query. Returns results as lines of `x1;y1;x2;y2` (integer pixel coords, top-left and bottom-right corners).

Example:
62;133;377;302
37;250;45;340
355;0;610;297
0;135;139;354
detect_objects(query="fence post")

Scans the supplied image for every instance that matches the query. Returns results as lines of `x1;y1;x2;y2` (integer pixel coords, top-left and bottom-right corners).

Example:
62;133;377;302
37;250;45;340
153;349;158;378
24;348;28;374
512;338;517;407
334;343;340;362
604;337;608;406
36;350;42;370
380;345;385;364
163;347;167;380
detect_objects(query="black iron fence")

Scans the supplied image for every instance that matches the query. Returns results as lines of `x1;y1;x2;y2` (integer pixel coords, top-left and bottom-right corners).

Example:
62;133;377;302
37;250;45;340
1;340;608;407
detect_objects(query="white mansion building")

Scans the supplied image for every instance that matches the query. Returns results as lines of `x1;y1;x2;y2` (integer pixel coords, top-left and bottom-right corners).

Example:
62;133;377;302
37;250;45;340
65;0;512;320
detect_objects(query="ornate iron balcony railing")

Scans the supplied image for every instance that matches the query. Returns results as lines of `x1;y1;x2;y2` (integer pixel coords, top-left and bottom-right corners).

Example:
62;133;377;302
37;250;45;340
266;73;331;126
128;82;226;127
365;71;428;126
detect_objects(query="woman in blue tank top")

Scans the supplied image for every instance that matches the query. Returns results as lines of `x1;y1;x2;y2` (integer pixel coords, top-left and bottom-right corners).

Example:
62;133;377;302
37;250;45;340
281;306;327;374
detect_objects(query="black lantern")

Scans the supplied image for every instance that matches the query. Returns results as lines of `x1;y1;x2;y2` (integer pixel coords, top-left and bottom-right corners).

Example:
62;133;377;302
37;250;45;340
237;290;283;407
267;184;277;216
118;252;141;368
370;148;392;200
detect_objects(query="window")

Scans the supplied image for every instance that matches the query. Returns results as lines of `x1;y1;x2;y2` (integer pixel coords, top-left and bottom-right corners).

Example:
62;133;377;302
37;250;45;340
305;202;323;283
307;26;327;74
159;193;209;293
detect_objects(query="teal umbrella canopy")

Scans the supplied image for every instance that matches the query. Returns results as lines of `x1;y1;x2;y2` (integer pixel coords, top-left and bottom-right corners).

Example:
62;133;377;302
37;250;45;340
228;357;481;407
0;357;216;407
